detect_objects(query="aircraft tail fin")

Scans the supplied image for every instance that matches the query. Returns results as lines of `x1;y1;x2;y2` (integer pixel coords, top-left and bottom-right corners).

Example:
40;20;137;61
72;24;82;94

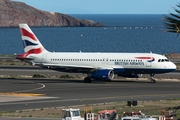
17;24;49;60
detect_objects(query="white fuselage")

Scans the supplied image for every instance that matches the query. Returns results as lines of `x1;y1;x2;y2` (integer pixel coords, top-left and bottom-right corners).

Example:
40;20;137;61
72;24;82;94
18;24;177;83
29;52;176;74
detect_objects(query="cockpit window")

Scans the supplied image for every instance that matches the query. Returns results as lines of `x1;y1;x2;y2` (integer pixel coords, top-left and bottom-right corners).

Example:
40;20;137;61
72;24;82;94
165;59;169;62
158;59;170;62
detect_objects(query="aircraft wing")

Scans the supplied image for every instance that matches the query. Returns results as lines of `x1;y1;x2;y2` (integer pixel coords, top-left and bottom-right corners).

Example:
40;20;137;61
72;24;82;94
39;63;95;69
36;63;114;72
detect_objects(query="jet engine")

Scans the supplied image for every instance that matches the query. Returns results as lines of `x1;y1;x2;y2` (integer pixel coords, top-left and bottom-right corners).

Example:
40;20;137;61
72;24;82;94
89;69;114;80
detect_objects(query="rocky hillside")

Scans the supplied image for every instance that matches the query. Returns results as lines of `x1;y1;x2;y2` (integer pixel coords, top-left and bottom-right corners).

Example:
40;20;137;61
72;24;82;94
0;0;103;27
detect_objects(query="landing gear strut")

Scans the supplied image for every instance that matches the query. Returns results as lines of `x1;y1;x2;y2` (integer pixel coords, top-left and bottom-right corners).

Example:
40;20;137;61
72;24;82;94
150;74;156;83
84;77;92;83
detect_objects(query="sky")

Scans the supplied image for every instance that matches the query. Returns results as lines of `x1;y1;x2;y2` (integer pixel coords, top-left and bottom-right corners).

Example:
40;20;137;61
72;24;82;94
14;0;179;14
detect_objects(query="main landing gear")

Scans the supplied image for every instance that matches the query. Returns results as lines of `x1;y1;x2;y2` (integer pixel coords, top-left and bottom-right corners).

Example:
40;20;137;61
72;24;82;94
150;74;156;83
84;77;92;83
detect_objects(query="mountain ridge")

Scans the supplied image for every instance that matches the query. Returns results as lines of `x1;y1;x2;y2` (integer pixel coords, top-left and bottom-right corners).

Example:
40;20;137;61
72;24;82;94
0;0;103;27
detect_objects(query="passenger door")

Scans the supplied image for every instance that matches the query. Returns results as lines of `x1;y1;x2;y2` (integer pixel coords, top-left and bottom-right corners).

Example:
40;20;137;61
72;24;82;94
146;57;152;67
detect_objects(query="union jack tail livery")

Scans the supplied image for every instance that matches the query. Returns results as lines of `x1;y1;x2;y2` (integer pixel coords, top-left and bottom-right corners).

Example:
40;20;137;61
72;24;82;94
17;24;49;61
19;24;48;54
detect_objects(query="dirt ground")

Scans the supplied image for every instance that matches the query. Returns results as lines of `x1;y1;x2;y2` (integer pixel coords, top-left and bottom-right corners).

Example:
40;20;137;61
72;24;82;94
1;99;180;119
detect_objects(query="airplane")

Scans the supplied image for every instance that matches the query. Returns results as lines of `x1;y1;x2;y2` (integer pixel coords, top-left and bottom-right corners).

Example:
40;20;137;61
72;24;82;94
16;24;176;83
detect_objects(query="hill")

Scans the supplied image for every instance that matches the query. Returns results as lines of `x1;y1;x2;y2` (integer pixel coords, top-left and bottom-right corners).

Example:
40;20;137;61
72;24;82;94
0;0;103;27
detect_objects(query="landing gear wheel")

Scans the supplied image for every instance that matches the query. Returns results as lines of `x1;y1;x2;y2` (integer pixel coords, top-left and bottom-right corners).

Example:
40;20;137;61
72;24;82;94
84;77;92;83
150;74;156;83
150;79;156;83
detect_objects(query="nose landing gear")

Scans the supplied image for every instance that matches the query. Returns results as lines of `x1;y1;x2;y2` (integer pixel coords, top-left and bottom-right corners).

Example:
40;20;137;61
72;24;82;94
150;74;156;83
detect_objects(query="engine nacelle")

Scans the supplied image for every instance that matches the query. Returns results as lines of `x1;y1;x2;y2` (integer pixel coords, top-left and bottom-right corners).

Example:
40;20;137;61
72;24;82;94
118;73;143;78
89;70;114;80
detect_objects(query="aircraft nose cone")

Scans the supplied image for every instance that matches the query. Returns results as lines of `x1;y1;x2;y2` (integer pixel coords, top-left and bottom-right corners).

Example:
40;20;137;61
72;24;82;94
164;62;176;73
171;62;177;71
173;63;177;69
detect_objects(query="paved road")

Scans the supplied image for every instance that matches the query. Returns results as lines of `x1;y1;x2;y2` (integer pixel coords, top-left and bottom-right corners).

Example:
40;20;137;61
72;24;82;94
0;78;180;111
0;66;180;120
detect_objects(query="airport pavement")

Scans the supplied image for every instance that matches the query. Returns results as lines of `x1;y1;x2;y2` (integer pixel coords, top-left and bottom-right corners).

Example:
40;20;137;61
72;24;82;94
0;66;179;119
0;78;179;112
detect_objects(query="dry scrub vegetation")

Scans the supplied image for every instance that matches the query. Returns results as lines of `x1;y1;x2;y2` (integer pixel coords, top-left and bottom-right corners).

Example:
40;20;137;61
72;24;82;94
1;99;180;119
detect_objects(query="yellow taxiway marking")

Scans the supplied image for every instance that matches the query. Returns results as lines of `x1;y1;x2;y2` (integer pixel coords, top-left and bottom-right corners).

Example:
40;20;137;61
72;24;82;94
0;92;45;97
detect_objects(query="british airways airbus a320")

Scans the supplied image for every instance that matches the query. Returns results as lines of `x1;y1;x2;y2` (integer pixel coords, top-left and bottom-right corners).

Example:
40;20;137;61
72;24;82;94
16;24;176;83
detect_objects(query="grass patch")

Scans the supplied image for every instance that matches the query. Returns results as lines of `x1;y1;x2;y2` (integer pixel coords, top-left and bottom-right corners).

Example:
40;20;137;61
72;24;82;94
32;74;47;78
60;74;74;79
167;98;180;101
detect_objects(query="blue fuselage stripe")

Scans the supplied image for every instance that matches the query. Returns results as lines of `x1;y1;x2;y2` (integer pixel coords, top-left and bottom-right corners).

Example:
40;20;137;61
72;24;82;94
114;68;175;74
50;67;175;74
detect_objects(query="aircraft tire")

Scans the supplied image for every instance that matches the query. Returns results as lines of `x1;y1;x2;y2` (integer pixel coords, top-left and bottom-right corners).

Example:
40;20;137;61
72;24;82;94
84;77;92;83
150;79;156;83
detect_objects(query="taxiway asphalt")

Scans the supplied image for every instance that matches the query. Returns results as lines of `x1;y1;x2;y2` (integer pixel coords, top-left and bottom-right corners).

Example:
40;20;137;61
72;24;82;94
0;66;179;112
0;78;179;112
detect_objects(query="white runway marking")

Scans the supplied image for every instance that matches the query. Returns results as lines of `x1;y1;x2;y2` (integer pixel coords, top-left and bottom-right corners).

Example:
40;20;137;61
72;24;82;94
0;96;56;103
14;82;46;93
